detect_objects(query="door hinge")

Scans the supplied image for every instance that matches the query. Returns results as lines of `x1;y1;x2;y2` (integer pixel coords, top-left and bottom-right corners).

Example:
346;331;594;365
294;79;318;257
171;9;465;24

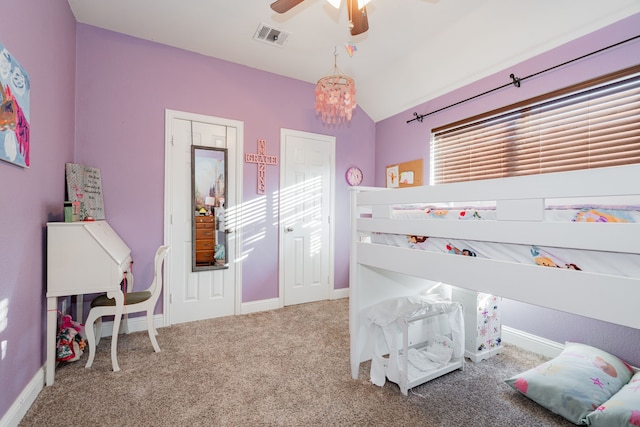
169;293;173;304
171;135;175;146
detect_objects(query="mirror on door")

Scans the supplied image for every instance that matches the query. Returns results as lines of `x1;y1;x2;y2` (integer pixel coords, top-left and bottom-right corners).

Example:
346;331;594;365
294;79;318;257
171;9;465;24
191;145;228;271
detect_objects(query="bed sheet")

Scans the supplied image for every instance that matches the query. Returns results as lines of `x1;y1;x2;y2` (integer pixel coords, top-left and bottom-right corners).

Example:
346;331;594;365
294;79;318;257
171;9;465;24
369;233;640;278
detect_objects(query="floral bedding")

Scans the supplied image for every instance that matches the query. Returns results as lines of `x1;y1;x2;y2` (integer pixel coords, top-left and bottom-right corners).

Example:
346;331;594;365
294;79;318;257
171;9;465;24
368;203;640;277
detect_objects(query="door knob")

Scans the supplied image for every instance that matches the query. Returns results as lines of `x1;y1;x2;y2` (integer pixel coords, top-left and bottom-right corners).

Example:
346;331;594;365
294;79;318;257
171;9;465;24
286;226;294;232
225;228;234;234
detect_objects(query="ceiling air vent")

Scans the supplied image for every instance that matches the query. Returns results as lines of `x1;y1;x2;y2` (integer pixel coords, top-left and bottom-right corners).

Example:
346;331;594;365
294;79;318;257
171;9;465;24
253;23;290;47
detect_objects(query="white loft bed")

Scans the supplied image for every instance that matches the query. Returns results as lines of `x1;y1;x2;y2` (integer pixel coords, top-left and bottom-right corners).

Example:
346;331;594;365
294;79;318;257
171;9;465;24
349;164;640;382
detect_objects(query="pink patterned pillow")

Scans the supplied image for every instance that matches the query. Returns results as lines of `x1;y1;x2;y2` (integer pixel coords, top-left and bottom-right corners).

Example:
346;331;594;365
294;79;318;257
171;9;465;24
505;342;634;425
587;371;640;427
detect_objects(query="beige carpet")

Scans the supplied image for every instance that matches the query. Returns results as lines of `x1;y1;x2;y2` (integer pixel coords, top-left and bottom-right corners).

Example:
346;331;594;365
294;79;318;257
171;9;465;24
21;299;572;426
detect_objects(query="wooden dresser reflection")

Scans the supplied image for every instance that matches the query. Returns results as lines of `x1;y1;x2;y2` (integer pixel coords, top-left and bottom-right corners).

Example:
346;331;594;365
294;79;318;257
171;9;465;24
195;215;215;265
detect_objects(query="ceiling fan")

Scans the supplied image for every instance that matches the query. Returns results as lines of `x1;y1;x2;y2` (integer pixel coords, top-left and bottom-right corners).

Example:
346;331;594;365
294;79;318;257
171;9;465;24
270;0;371;36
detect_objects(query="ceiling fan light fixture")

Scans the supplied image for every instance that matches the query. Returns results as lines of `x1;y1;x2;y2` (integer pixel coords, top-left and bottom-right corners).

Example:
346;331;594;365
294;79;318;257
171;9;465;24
271;0;370;35
325;0;369;9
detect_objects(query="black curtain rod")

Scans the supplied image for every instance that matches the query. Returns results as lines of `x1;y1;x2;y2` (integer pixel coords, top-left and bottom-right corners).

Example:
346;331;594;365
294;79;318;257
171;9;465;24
407;34;640;124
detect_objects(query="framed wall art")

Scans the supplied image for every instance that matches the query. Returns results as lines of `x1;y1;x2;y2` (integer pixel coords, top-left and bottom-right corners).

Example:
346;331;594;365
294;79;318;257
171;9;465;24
386;164;399;188
0;44;31;168
65;163;105;220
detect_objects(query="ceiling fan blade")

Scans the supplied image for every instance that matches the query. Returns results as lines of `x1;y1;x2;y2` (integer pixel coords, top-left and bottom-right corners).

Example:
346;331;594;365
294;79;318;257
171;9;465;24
270;0;305;13
348;0;369;36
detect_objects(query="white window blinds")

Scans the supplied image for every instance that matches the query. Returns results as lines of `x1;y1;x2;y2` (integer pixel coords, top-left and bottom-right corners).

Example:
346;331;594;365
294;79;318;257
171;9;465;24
431;66;640;184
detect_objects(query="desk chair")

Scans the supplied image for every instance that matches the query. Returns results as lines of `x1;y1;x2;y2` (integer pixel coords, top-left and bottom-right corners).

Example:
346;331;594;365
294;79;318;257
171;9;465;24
85;245;170;369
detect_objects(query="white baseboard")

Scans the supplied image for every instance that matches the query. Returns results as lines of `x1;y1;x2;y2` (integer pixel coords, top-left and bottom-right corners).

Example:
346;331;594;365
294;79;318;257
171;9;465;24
240;291;348;316
1;366;44;427
332;288;349;300
240;297;281;315
502;327;639;370
501;325;564;359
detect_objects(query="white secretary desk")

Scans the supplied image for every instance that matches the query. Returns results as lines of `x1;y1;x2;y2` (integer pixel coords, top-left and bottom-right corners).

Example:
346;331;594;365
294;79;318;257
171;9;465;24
46;220;132;386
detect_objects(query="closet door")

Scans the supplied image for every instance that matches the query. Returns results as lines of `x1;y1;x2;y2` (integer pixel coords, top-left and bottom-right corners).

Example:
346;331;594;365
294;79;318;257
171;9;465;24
165;111;242;324
280;129;335;306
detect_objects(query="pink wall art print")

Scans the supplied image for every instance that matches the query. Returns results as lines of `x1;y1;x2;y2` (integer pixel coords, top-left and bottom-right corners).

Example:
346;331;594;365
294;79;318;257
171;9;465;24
0;44;30;168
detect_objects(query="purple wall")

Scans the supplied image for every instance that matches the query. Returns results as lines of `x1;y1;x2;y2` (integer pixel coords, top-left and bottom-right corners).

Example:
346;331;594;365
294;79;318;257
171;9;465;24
74;25;376;304
375;13;640;366
0;0;77;418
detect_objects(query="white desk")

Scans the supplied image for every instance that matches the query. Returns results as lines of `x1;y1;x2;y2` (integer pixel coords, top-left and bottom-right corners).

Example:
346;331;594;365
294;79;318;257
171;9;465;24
46;221;132;386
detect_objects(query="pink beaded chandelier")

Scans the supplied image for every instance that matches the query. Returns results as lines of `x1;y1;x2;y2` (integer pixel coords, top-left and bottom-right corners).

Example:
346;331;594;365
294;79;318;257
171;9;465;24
315;52;356;124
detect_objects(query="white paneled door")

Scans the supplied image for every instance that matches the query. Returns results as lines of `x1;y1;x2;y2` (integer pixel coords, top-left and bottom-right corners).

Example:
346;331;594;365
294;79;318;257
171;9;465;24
164;111;242;324
279;129;335;306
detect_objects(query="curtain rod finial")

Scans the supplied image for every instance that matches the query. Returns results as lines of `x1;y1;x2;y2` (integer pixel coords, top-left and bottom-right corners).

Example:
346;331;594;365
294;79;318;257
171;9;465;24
406;112;425;124
510;73;521;88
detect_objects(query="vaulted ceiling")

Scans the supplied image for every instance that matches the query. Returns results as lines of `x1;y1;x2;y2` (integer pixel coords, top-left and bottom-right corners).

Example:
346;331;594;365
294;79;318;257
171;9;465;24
68;0;640;122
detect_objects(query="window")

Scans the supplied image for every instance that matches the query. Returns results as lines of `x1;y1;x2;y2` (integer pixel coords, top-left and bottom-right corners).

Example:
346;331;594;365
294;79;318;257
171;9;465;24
431;65;640;184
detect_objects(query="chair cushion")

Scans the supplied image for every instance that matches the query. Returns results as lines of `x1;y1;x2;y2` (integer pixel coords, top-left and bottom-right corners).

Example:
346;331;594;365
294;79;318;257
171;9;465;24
90;291;152;307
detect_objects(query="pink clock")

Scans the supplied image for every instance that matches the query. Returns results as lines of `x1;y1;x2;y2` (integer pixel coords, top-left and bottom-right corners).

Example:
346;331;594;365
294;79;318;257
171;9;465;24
345;166;363;186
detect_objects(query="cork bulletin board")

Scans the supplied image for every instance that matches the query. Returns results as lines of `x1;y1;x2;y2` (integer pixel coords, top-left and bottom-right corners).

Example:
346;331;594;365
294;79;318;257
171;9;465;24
65;163;105;220
386;159;423;188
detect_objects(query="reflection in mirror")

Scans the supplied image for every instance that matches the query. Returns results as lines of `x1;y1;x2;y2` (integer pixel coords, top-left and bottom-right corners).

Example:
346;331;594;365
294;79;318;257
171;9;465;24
191;145;228;271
